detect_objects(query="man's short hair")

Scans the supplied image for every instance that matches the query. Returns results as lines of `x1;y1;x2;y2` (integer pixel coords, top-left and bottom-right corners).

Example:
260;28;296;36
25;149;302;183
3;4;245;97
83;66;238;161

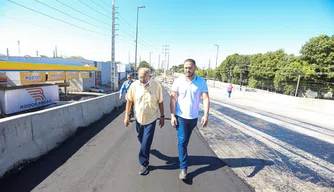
184;59;196;66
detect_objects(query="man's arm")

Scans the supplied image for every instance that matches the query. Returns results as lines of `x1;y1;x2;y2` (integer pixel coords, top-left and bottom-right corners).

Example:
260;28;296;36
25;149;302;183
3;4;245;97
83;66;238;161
201;92;210;127
119;82;125;98
124;100;133;127
170;91;178;127
158;101;165;128
159;101;164;117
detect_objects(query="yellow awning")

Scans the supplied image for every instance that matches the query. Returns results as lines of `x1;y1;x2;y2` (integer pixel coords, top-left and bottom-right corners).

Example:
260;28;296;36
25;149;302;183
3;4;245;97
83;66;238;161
0;61;98;71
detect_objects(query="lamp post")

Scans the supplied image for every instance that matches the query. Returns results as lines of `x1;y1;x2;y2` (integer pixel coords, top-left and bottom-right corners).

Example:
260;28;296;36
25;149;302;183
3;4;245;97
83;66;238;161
149;52;153;65
214;44;219;87
134;5;145;74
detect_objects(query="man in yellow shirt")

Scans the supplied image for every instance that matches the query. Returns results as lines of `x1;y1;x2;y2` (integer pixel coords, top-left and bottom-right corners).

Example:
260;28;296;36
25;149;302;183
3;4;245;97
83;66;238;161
124;68;165;175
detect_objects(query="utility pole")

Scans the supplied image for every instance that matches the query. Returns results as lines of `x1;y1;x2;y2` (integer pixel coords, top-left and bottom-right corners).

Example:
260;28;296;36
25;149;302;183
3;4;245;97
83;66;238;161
295;75;301;97
162;44;169;78
36;50;39;57
158;54;160;72
111;0;118;91
6;48;9;57
167;51;170;73
17;40;20;56
149;52;153;65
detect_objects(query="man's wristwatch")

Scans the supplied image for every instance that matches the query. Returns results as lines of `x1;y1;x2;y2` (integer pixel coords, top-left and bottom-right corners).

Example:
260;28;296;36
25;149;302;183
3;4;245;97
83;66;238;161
204;114;209;117
160;115;165;118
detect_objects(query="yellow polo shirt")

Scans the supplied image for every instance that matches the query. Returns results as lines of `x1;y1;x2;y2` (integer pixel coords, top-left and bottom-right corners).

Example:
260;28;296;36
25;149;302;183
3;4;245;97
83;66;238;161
127;80;163;125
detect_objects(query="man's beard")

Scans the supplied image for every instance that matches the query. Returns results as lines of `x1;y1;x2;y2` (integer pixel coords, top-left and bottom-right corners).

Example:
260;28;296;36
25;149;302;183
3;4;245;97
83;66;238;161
185;71;194;77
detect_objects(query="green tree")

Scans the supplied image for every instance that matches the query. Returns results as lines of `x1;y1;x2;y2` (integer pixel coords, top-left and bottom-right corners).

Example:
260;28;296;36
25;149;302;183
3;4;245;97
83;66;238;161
300;34;334;81
67;56;85;60
137;60;155;72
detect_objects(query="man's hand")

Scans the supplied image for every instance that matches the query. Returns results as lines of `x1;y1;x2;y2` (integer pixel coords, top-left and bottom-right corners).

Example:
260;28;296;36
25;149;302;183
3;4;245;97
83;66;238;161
171;115;177;128
119;95;122;100
159;118;165;128
201;116;208;128
124;116;130;127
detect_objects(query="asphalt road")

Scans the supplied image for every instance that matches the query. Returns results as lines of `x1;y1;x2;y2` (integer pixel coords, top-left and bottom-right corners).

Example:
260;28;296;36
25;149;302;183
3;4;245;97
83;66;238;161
0;88;253;192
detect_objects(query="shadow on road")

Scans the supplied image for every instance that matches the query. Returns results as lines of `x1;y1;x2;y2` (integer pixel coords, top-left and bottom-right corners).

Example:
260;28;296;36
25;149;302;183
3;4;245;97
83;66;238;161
0;104;126;192
150;149;274;185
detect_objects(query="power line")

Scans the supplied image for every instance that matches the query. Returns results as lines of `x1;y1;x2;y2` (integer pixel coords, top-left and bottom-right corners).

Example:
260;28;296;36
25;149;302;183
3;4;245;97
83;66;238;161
1;13;111;42
118;13;162;51
34;0;110;31
89;0;111;14
56;0;111;26
78;0;112;19
98;0;112;8
7;0;110;37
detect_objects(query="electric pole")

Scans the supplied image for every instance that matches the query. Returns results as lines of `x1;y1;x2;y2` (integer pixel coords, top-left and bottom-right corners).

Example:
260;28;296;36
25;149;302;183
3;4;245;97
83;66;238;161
111;0;118;90
162;44;169;78
17;40;20;56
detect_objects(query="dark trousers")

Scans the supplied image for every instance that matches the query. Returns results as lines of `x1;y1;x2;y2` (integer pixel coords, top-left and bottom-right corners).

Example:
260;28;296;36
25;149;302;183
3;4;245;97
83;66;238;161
136;120;156;166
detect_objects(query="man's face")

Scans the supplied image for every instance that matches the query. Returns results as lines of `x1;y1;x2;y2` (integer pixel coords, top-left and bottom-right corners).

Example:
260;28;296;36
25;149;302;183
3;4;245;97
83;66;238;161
184;61;196;77
138;71;150;84
127;76;132;81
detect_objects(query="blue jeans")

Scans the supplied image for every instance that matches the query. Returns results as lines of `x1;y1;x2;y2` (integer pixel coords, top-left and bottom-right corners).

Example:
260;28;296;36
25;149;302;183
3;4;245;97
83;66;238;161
136;120;156;166
175;116;198;170
228;91;232;98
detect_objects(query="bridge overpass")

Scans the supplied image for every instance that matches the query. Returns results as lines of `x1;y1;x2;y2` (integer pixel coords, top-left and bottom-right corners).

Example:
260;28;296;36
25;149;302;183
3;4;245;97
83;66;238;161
0;80;333;191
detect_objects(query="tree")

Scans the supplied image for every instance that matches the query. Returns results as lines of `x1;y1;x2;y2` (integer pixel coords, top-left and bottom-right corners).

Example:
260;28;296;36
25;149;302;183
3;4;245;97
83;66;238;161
67;56;85;60
300;34;334;82
137;60;155;72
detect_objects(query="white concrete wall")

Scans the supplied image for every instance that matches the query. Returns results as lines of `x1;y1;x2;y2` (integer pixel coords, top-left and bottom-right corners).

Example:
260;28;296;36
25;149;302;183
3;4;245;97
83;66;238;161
97;62;111;85
206;79;334;116
0;92;124;177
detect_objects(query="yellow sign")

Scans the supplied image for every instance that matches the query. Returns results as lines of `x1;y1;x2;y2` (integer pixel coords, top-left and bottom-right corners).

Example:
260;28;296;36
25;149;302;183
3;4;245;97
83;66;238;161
80;72;90;79
20;72;46;85
48;72;65;81
66;72;79;80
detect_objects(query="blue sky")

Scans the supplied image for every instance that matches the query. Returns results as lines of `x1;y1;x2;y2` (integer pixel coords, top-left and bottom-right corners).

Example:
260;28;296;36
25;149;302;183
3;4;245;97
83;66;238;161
0;0;333;69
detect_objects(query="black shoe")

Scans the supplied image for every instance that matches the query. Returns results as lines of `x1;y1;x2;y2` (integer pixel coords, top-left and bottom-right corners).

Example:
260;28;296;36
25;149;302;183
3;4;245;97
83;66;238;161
139;165;149;175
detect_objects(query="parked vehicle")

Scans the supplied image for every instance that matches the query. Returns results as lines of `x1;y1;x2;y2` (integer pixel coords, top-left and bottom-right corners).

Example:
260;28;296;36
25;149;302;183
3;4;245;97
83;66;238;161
89;86;105;93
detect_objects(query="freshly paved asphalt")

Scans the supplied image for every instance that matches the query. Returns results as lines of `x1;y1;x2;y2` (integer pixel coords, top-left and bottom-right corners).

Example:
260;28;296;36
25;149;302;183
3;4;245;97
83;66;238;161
0;88;253;192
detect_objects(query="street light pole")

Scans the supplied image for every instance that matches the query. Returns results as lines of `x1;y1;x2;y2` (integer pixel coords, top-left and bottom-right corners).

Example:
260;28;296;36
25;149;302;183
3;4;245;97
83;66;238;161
134;6;145;75
214;44;219;87
214;44;219;69
149;52;153;65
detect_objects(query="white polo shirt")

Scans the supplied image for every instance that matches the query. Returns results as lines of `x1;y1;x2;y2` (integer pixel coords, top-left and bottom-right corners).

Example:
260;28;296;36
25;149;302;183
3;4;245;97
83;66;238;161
171;75;208;119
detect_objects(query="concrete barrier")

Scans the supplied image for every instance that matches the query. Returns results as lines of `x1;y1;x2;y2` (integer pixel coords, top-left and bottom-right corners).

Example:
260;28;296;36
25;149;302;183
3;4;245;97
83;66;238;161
207;80;334;116
0;92;124;177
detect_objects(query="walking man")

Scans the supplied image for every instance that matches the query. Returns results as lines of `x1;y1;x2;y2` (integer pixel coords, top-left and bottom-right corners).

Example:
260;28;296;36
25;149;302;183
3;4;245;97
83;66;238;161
124;68;165;175
170;59;210;180
120;73;135;116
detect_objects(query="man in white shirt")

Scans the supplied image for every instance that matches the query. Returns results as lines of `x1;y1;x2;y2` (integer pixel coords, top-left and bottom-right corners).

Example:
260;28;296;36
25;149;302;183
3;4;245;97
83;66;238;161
170;59;210;180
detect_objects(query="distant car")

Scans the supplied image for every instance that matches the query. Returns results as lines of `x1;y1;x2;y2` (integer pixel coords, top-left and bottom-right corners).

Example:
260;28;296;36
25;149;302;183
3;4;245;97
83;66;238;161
89;86;105;93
